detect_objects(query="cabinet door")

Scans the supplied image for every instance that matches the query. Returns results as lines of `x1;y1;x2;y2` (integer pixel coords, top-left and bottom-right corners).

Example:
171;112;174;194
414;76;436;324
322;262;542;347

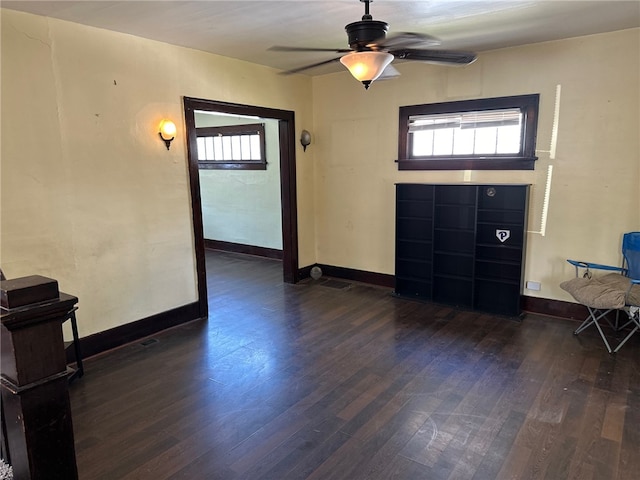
474;185;528;316
395;185;434;299
432;185;477;307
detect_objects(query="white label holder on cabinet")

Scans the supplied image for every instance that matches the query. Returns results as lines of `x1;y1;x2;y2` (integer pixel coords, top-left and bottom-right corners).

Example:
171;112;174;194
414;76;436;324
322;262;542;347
496;230;511;242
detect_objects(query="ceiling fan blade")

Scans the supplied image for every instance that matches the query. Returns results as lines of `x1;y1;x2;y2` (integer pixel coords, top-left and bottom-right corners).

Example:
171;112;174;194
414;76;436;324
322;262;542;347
392;49;477;65
269;46;352;53
279;56;344;75
374;32;440;50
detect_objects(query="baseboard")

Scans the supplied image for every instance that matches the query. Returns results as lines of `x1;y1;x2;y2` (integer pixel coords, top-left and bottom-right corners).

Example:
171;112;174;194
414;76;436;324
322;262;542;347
67;302;202;363
299;263;584;321
299;263;395;288
204;239;283;260
520;295;587;321
320;264;396;288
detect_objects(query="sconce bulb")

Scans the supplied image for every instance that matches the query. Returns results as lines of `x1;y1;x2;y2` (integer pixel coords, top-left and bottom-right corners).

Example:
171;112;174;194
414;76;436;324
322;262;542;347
300;130;311;152
159;120;176;137
159;119;176;150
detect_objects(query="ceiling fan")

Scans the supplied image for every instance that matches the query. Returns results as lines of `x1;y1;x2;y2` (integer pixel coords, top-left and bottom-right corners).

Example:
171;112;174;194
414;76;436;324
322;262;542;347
270;0;477;90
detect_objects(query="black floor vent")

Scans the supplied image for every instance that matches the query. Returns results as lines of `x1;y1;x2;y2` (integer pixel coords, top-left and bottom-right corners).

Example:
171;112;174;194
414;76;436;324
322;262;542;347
140;338;159;346
319;279;351;290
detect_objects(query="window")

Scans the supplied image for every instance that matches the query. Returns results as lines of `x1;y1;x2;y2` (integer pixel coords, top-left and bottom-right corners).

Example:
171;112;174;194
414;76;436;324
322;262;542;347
197;123;267;170
397;94;539;170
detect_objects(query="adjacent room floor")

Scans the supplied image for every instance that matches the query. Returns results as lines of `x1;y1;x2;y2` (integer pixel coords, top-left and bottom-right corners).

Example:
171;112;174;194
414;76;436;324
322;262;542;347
69;250;640;479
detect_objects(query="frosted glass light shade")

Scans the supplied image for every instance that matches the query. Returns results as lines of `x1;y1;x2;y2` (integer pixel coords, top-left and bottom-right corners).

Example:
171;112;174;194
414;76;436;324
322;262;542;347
158;119;177;150
340;51;394;89
159;120;177;138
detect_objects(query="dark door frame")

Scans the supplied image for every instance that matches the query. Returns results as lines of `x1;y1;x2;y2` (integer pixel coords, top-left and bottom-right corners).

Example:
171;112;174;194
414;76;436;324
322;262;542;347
183;97;299;319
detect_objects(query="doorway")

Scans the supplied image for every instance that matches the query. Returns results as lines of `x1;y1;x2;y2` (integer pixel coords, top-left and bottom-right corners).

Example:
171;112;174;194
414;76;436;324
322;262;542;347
183;97;299;319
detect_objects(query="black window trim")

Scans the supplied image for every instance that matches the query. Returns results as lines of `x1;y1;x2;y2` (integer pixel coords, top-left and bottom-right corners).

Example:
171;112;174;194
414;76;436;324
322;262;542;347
397;94;540;171
197;123;267;170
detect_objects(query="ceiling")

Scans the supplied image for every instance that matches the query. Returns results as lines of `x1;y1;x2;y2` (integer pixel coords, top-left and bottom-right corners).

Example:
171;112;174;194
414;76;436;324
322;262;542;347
3;0;639;75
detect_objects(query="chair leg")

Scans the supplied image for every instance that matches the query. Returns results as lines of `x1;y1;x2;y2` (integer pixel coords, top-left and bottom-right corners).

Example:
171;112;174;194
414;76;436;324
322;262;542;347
603;309;633;332
613;325;639;353
613;312;640;353
574;307;614;353
605;309;620;331
574;307;611;334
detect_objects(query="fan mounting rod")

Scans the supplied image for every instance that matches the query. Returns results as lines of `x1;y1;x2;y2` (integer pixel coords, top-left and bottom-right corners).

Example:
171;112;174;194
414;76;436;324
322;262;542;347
361;0;373;20
346;0;388;50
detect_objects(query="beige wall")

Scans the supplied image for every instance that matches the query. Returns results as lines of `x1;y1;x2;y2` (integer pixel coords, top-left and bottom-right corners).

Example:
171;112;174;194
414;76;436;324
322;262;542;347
0;9;315;337
311;28;639;302
2;7;638;340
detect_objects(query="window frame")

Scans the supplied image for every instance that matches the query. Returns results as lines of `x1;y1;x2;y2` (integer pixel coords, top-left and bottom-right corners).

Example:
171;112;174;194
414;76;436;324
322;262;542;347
196;123;267;170
397;94;540;171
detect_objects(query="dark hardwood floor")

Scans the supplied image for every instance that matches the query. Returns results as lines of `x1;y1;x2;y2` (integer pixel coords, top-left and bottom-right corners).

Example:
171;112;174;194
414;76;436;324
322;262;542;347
70;250;640;479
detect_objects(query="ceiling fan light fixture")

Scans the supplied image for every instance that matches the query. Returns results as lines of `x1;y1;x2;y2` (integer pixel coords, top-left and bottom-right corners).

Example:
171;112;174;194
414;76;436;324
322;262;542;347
339;51;394;89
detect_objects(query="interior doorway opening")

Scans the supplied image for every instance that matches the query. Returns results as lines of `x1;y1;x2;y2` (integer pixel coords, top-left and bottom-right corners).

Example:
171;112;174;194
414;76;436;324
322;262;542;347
183;97;299;319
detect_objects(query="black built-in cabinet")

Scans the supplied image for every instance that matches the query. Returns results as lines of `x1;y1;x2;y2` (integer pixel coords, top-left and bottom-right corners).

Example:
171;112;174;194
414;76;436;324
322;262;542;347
395;183;529;317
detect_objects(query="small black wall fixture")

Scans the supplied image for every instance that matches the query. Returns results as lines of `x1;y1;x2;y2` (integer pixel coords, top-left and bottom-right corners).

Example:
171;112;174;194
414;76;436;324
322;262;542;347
300;130;311;152
159;119;176;150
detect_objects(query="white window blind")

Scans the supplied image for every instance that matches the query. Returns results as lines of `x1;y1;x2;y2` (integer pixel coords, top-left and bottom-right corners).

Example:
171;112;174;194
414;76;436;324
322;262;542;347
408;108;522;132
409;108;523;157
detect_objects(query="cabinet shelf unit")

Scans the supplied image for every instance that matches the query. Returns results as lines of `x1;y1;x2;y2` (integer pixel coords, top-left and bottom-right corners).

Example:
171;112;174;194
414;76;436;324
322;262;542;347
395;183;529;317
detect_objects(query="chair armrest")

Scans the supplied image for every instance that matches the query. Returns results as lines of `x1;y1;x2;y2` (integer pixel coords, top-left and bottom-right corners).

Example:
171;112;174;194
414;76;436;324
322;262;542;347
566;259;625;278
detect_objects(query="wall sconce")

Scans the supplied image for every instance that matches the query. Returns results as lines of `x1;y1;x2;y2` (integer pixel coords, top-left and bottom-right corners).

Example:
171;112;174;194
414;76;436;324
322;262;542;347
300;130;311;152
158;119;176;150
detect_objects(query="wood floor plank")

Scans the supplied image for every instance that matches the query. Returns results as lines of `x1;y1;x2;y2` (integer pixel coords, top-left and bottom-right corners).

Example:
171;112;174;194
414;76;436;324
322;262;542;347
67;250;640;479
618;368;640;477
328;407;434;480
601;394;628;442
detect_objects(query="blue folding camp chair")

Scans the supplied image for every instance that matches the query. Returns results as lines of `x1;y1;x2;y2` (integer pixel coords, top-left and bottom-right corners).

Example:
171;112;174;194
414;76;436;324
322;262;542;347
560;231;640;353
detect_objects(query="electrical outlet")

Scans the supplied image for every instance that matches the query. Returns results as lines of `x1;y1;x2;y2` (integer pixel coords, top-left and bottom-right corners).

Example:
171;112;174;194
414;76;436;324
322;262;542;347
526;281;541;291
